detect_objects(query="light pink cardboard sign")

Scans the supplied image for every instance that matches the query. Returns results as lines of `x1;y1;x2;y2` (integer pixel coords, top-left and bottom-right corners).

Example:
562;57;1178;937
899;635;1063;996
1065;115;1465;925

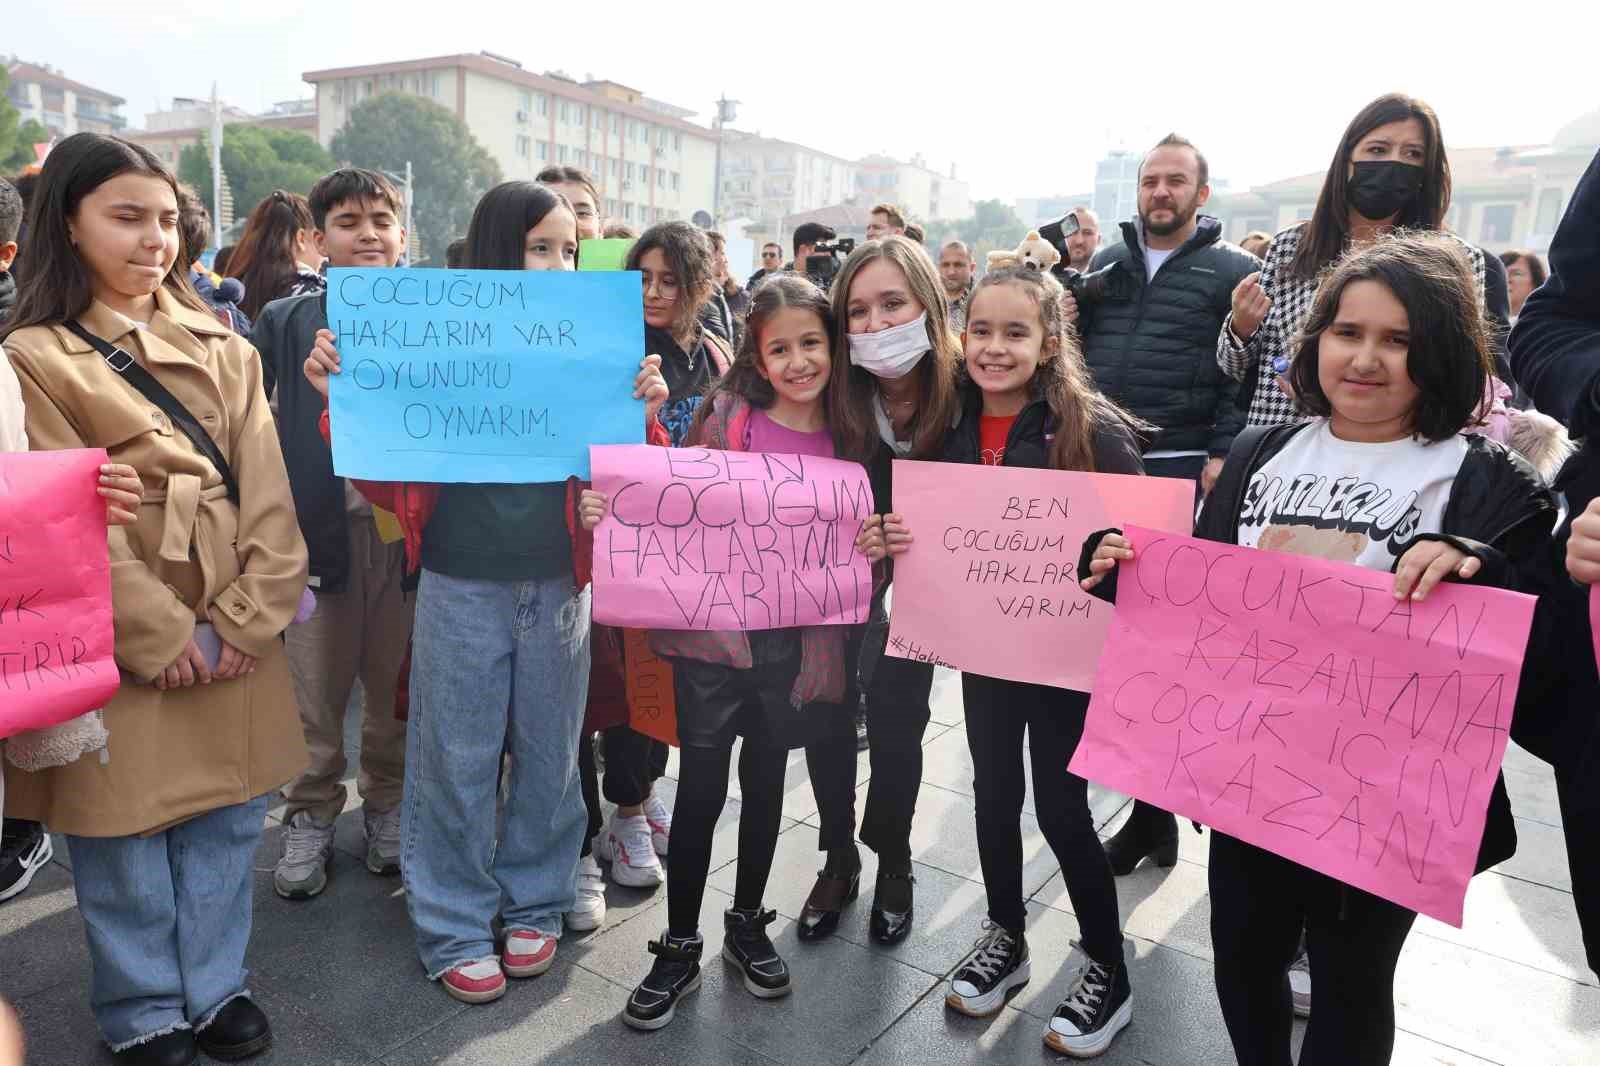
885;460;1195;690
0;448;120;739
1069;526;1536;926
589;444;874;630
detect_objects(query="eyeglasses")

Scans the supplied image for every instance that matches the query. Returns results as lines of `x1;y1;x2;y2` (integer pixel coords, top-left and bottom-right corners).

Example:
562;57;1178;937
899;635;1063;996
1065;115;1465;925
642;274;680;298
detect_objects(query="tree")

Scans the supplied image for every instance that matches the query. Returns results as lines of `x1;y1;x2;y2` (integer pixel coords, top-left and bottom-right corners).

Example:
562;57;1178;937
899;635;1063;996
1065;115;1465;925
330;93;502;263
924;200;1031;269
0;68;51;172
178;124;335;222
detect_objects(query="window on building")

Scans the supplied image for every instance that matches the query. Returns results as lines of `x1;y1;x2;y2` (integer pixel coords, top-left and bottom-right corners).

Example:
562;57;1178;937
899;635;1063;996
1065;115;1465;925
1481;203;1517;243
626;162;636;181
610;158;620;177
516;135;530;158
624;203;634;221
671;173;679;191
537;142;548;161
606;198;618;215
1534;188;1565;234
519;91;532;111
658;129;668;149
640;166;650;183
628;120;638;140
536;93;548;117
673;133;682;152
592;109;603;129
612;115;621;135
558;144;569;163
657;169;665;189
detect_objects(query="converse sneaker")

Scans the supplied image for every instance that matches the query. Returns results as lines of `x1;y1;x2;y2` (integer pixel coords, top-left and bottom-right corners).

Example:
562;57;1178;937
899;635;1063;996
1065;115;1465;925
622;933;703;1031
642;793;672;856
441;958;506;1004
594;813;664;888
362;805;401;876
945;920;1030;1017
273;811;335;900
0;821;53;903
502;928;557;978
1289;949;1311;1018
1044;948;1132;1058
566;852;607;931
721;907;791;998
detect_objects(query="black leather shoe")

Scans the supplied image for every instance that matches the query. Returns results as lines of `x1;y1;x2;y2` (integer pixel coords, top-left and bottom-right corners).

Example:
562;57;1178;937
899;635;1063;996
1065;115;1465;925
798;868;860;942
112;1029;197;1066
870;870;915;945
196;997;272;1061
1103;806;1179;876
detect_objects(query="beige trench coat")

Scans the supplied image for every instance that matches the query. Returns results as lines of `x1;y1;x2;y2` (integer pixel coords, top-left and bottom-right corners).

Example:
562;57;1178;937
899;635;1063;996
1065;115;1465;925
3;288;309;836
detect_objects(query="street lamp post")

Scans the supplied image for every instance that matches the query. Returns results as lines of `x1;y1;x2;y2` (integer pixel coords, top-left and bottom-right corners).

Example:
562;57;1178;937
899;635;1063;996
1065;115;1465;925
377;163;416;265
712;95;738;228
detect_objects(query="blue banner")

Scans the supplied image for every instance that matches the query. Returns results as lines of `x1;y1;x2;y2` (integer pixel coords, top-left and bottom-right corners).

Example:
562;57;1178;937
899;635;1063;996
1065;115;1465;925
326;267;645;483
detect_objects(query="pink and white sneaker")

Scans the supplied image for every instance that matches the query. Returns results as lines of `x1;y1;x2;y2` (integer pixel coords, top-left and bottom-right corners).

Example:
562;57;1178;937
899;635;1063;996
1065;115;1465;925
502;929;557;978
442;958;506;1004
594;813;665;888
643;793;672;857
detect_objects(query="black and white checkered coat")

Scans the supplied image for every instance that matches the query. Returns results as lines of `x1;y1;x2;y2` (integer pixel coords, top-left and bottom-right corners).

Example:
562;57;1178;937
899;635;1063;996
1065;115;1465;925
1217;224;1486;427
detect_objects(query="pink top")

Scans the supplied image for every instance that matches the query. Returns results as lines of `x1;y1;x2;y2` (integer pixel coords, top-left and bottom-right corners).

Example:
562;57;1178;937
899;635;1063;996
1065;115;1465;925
745;409;835;458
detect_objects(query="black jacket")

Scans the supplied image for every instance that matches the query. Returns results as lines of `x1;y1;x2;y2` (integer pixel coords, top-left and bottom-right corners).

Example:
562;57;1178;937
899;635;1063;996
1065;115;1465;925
0;269;14;326
1082;421;1558;875
942;382;1144;476
251;290;353;594
1080;216;1256;456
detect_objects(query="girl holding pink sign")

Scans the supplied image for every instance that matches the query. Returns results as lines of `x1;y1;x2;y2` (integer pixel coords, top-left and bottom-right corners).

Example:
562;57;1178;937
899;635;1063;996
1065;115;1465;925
1082;233;1556;1066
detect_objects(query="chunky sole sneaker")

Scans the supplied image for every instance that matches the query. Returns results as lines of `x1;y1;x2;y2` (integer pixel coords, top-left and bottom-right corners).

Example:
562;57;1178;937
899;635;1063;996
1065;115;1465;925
441;959;506;1004
946;955;1030;1017
624;970;700;1031
0;830;53;903
722;908;792;999
362;806;402;876
594;818;665;889
622;933;703;1031
566;853;607;932
273;812;335;901
1045;995;1131;1058
502;929;557;978
642;795;672;857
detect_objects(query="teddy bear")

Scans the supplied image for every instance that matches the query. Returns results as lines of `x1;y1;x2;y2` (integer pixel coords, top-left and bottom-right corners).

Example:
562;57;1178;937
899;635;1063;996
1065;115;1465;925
987;230;1061;273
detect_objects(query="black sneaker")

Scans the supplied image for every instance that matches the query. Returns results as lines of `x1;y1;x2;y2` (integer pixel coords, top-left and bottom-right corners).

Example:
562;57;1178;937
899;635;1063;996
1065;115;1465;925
945;920;1030;1017
1044;947;1132;1058
0;820;53;903
623;932;703;1031
721;907;791;998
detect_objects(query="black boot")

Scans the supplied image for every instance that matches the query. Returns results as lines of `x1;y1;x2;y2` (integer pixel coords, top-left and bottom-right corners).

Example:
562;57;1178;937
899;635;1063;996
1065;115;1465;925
722;907;791;998
798;848;861;942
623;932;703;1031
196;997;271;1061
112;1030;197;1066
1103;802;1178;876
869;863;915;945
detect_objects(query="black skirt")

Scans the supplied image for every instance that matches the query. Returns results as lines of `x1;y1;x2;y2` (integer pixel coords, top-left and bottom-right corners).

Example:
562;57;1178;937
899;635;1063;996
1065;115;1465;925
668;631;847;751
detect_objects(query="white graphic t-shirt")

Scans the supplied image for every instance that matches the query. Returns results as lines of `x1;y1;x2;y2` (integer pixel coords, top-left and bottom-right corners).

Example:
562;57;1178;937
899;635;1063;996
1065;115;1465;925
1236;420;1468;570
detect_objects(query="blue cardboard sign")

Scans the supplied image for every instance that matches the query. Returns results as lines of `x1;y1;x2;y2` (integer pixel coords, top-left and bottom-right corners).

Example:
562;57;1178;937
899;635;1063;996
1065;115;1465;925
326;267;645;483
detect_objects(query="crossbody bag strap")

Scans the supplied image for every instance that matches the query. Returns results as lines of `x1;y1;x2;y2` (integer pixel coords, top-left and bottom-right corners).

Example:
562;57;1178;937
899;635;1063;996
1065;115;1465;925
62;320;240;504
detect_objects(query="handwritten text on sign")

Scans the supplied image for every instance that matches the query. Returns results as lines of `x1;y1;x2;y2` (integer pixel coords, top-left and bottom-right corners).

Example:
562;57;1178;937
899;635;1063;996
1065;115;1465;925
326;268;645;483
885;460;1194;690
0;449;120;739
589;445;874;630
1069;527;1536;926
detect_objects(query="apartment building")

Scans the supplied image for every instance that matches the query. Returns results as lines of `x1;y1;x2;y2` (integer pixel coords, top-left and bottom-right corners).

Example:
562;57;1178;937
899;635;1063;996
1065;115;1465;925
303;53;718;229
4;58;126;139
719;131;858;231
856;153;973;222
126;97;319;168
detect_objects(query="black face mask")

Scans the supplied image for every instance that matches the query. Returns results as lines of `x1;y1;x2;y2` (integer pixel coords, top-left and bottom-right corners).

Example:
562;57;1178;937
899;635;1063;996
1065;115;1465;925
1348;160;1425;221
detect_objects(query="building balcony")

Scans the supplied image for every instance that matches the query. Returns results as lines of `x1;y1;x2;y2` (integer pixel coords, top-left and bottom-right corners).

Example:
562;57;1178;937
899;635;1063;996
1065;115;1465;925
79;109;126;129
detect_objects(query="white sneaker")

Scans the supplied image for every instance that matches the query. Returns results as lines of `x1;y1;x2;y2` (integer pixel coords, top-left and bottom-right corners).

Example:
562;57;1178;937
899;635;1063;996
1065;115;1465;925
567;852;607;931
274;811;335;900
642;793;672;856
362;805;401;875
594;813;664;888
1289;949;1311;1018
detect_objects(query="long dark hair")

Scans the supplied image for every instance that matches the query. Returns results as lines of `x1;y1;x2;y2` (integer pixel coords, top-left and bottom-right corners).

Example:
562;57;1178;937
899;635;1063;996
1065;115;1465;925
1291;94;1451;282
694;274;835;433
963;268;1149;471
1286;231;1489;442
827;236;961;463
462;181;574;271
227;189;315;318
3;133;205;339
625;221;715;343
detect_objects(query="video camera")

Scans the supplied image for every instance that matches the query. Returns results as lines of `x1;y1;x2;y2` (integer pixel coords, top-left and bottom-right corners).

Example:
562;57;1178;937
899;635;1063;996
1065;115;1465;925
1039;210;1133;306
805;237;856;290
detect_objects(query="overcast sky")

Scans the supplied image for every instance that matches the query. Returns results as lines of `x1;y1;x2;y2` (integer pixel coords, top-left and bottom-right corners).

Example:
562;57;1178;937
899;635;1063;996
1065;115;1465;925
13;1;1597;204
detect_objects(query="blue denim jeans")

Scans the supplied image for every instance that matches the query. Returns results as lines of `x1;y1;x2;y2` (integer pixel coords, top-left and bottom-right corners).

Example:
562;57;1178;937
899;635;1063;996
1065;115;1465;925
402;569;591;978
65;795;269;1051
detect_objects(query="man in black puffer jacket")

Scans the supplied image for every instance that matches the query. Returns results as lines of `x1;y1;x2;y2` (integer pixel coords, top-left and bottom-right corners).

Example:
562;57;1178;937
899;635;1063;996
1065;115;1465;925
1074;134;1258;496
1071;133;1259;876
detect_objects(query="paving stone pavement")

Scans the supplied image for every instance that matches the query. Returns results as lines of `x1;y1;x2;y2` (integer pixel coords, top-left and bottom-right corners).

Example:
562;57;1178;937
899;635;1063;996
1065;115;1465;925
3;668;1596;1064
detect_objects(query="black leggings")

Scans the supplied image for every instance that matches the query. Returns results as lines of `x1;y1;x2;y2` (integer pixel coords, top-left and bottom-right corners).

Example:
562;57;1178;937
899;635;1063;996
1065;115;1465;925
807;653;933;865
1210;831;1418;1066
962;673;1123;966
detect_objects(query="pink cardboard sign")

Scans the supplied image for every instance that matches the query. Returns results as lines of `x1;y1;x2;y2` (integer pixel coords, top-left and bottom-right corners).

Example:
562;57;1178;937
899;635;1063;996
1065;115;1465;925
884;460;1195;690
0;448;121;739
1069;526;1536;926
589;444;874;630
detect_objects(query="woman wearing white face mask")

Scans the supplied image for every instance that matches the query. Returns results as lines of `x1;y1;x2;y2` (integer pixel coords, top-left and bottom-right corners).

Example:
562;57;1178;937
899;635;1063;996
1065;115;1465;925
796;237;961;946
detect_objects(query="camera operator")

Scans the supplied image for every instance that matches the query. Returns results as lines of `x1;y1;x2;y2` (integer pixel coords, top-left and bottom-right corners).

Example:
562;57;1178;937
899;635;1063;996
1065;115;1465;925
788;221;836;285
1064;206;1100;271
1064;133;1259;877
